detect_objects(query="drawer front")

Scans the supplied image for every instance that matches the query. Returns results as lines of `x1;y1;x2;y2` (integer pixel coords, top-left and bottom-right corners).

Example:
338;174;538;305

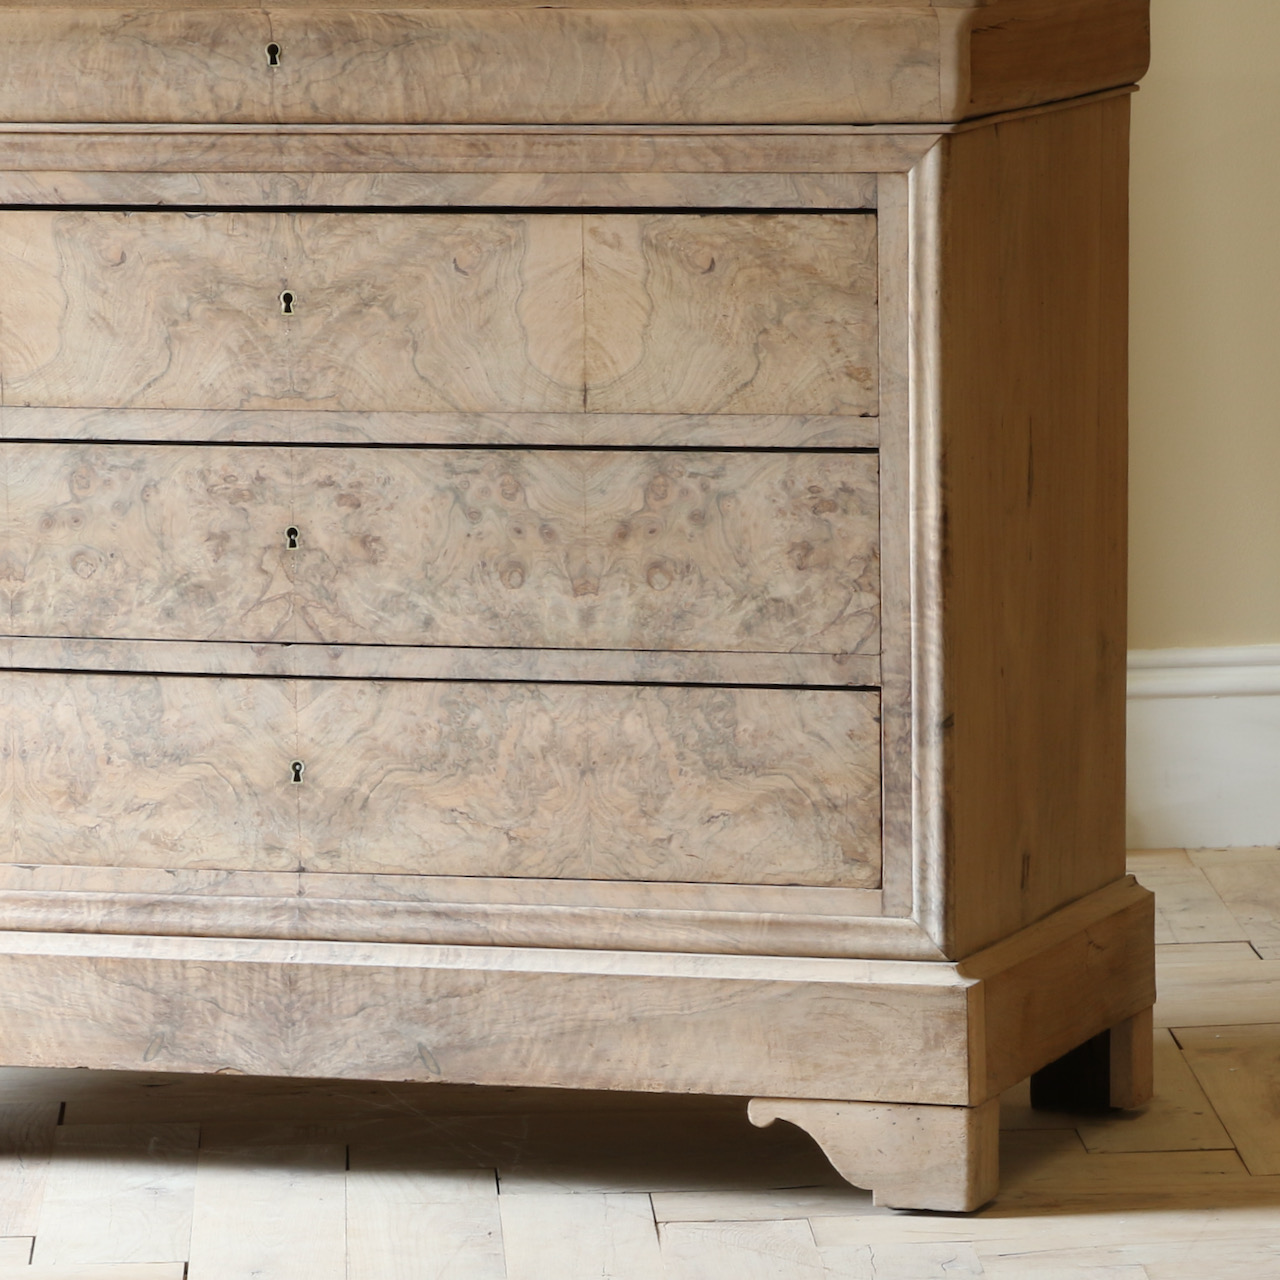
4;672;882;889
0;211;878;417
0;8;940;126
5;444;879;655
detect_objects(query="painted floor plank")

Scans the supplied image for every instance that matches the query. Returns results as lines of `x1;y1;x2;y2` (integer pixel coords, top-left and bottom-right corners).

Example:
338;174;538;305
187;1144;346;1280
811;1202;1280;1251
0;1103;60;1236
1177;1023;1280;1175
997;1130;1249;1206
0;1239;32;1265
1154;942;1276;1028
979;1259;1150;1279
346;1157;505;1280
494;1109;836;1194
499;1193;663;1280
1076;1029;1233;1152
0;1266;186;1280
816;1241;985;1278
31;1124;197;1266
977;1240;1280;1280
660;1220;829;1280
1128;850;1249;944
651;1185;883;1223
661;1221;986;1280
0;1070;126;1108
1190;847;1280;957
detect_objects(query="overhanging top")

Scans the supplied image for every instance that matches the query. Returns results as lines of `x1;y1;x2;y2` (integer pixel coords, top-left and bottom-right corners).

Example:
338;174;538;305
0;1;1149;126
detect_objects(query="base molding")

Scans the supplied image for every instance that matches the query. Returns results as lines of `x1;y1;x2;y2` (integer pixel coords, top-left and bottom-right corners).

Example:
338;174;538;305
0;877;1153;1107
0;876;1153;1208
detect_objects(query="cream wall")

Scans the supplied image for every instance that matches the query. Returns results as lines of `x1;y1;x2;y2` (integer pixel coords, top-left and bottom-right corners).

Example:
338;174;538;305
1129;0;1280;649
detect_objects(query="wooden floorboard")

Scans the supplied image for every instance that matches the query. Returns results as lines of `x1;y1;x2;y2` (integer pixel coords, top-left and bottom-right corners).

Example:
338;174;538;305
30;1125;197;1267
1;849;1279;1275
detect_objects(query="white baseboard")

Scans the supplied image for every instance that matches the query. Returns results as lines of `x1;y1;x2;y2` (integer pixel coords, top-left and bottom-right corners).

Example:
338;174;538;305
1127;645;1280;849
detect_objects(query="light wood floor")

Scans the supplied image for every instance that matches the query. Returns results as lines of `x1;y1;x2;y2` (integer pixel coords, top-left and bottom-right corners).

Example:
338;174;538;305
2;849;1279;1278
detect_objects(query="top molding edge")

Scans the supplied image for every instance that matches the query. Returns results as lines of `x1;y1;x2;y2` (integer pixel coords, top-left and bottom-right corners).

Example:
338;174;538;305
0;0;1150;127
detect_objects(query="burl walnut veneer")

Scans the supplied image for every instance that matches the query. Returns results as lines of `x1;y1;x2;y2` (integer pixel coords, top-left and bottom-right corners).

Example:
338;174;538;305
0;0;1152;1210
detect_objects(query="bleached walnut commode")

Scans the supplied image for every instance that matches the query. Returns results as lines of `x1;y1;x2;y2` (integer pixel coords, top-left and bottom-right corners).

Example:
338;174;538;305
0;0;1152;1210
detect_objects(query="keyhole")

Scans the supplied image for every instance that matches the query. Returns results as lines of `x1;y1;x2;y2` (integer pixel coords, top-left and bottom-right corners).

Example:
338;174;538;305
280;290;295;315
290;760;305;784
266;42;282;67
285;526;299;549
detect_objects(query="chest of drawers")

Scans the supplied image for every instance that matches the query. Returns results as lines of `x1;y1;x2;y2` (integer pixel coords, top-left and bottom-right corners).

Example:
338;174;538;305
0;0;1153;1210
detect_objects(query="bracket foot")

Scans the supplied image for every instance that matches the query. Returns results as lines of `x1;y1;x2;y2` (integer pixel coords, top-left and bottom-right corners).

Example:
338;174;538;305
748;1096;999;1212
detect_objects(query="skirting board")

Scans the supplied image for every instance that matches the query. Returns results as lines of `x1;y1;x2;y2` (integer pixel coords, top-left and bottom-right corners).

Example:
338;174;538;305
1128;645;1280;849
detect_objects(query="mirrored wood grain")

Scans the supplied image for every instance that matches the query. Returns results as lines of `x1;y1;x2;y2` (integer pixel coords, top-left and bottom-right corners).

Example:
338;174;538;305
7;446;879;655
584;213;878;416
0;8;941;125
266;9;941;125
5;444;294;642
0;211;585;413
292;448;880;653
5;672;298;870
1;211;877;417
0;9;272;124
298;681;882;887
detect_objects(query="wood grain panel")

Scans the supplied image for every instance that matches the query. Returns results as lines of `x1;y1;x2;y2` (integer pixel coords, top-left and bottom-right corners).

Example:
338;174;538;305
4;444;293;642
0;211;875;417
291;448;880;653
7;444;878;654
584;213;878;416
0;932;974;1103
298;682;882;887
0;8;941;124
4;672;298;870
0;4;1148;126
0;211;584;413
930;97;1133;956
4;671;880;887
0;9;272;123
966;0;1150;117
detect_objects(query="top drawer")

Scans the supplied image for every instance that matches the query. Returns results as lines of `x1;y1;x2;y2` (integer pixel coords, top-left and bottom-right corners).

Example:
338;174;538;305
0;209;878;420
0;4;1150;126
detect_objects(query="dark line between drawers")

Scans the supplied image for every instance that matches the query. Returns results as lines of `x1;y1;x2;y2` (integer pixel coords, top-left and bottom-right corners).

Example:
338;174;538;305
0;204;877;217
0;663;879;693
0;437;879;454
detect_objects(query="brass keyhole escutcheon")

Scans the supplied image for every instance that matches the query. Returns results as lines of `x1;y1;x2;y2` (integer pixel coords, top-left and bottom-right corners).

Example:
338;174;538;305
285;526;299;549
290;761;305;784
280;290;295;315
266;42;282;67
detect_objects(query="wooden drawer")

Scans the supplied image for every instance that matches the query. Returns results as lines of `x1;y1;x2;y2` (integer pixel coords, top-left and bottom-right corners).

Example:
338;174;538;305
5;444;880;655
0;4;1151;127
3;671;882;889
0;210;878;417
